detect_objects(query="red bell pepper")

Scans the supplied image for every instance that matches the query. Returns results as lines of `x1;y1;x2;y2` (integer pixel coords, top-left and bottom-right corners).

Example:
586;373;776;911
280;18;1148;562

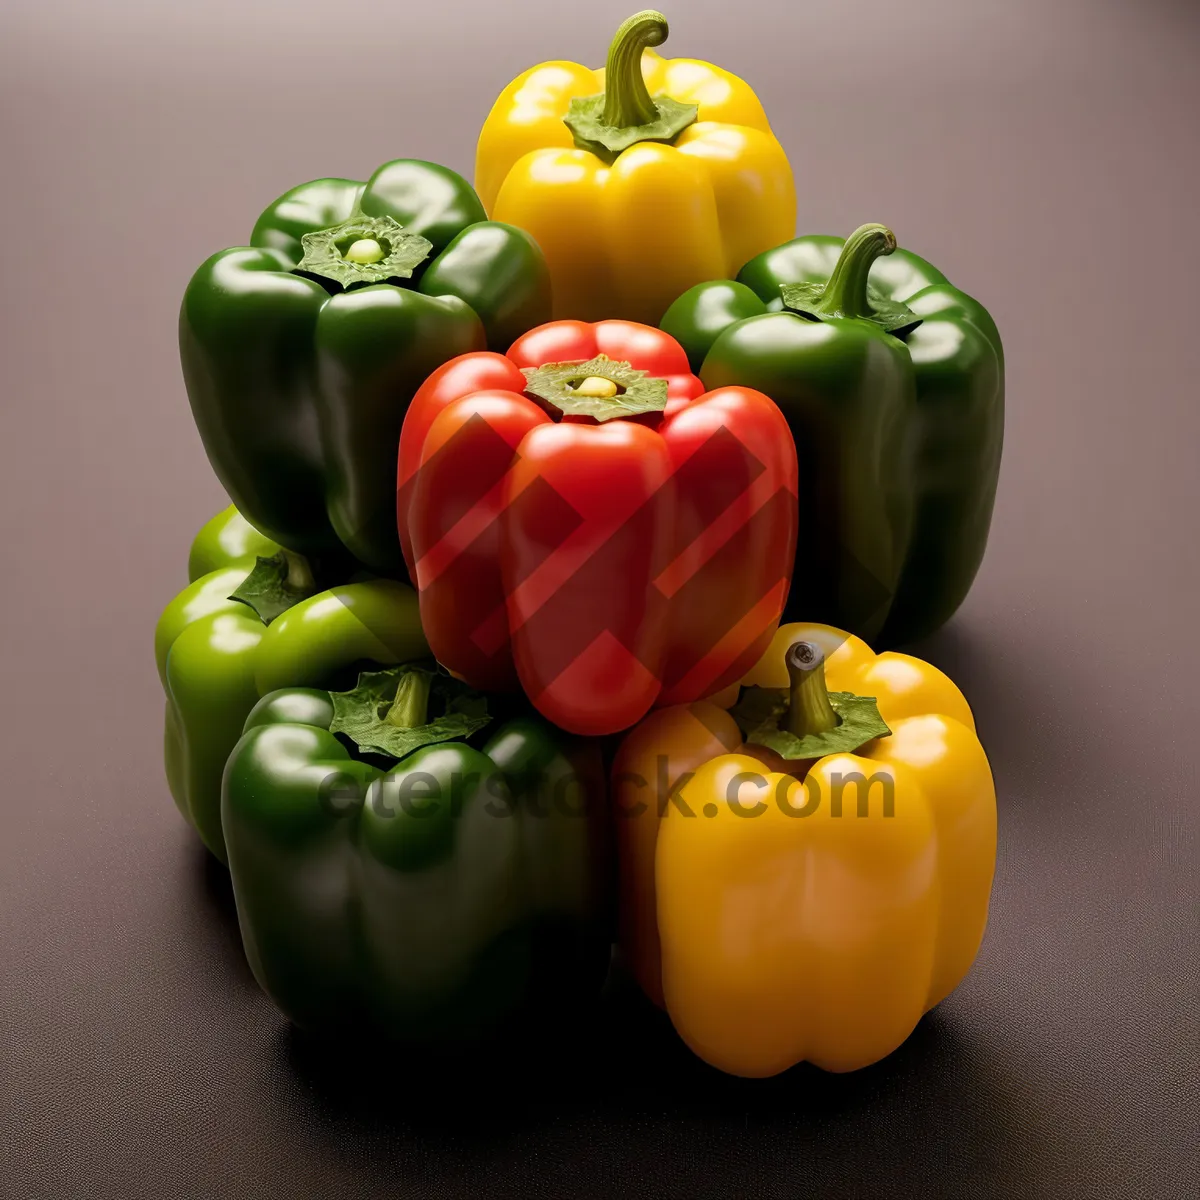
397;320;798;736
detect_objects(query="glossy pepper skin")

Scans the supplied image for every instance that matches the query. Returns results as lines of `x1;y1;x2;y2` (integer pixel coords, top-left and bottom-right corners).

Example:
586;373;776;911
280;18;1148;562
180;159;552;574
396;319;798;737
475;10;795;325
222;690;612;1042
613;622;996;1076
155;507;428;861
662;226;1004;646
186;504;278;582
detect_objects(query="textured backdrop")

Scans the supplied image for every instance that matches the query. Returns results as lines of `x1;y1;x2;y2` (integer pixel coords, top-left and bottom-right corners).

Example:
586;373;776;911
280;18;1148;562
0;1;1196;1196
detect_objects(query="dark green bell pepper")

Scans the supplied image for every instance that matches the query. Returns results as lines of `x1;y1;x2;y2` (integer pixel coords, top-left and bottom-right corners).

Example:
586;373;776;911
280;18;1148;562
156;507;428;861
222;665;612;1042
180;159;552;574
661;224;1003;646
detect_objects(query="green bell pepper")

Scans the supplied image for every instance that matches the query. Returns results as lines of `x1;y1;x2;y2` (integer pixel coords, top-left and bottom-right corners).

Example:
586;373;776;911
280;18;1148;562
223;665;613;1042
186;504;279;582
180;159;552;574
661;223;1003;646
155;507;428;861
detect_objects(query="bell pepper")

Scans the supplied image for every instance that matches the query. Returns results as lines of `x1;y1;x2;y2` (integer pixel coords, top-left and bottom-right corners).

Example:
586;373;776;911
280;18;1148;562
474;10;795;326
186;504;279;582
613;621;996;1076
396;319;798;737
180;159;552;574
222;663;612;1042
661;223;1004;645
155;507;428;861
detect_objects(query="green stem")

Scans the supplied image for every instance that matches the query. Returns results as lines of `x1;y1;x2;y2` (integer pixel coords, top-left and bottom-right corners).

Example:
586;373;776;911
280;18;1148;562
386;670;433;730
601;10;669;129
344;237;385;265
812;223;897;320
281;549;315;592
784;642;840;737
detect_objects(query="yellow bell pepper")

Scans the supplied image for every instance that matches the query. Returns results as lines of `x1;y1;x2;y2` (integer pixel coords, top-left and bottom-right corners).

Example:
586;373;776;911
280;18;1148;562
474;10;796;325
613;622;996;1077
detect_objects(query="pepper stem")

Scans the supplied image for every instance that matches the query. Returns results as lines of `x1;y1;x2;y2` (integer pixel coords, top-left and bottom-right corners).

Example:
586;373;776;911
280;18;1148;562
784;642;840;738
344;238;384;265
385;670;433;730
811;224;897;321
281;549;315;592
601;10;669;129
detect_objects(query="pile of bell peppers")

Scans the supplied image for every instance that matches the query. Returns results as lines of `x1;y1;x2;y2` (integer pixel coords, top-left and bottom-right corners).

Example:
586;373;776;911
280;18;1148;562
160;9;1001;1075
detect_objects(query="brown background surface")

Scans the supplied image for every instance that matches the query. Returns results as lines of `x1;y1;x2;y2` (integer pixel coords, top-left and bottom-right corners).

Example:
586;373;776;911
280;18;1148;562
1;1;1197;1196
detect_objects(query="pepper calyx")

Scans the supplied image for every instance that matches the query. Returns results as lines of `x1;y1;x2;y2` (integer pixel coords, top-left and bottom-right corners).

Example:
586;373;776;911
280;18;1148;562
521;354;668;421
730;640;890;760
781;282;924;339
565;93;697;164
730;687;891;761
780;223;924;338
293;215;432;290
328;664;491;761
228;551;320;625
